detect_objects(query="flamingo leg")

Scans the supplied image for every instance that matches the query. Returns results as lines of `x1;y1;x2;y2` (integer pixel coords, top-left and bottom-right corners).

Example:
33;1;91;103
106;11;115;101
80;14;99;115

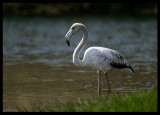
105;72;111;94
97;71;101;97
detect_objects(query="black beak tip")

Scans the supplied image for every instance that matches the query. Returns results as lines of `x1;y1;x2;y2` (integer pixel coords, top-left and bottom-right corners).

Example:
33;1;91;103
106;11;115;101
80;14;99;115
66;40;70;46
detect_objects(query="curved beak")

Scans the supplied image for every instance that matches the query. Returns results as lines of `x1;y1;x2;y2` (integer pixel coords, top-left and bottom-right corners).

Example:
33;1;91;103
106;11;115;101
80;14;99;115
65;29;73;46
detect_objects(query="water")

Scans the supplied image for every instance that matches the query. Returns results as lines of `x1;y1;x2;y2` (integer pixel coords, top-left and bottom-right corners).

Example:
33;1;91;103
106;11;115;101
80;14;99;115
3;16;157;111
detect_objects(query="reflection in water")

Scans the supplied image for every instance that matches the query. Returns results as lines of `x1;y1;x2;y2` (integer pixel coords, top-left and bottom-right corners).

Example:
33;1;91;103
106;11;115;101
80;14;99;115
3;16;157;111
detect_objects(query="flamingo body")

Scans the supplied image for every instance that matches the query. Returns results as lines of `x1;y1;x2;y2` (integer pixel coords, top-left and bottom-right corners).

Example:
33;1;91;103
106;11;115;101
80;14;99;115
65;23;134;96
81;46;133;73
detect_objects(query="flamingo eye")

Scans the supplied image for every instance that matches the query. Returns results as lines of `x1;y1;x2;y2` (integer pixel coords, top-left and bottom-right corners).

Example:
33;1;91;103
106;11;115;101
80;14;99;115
72;27;75;30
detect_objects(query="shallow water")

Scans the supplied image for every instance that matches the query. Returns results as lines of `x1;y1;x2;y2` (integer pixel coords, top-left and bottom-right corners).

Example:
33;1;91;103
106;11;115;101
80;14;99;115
3;16;157;111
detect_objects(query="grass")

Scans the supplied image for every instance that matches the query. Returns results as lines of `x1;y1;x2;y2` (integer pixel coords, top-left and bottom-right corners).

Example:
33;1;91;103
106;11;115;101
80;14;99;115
16;87;157;112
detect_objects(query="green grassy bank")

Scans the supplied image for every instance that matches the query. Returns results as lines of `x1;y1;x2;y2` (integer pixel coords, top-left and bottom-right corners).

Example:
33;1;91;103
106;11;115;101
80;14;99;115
16;87;157;112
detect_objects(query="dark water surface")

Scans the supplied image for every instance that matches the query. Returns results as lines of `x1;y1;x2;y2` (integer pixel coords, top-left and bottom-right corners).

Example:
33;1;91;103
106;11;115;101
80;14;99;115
3;16;157;111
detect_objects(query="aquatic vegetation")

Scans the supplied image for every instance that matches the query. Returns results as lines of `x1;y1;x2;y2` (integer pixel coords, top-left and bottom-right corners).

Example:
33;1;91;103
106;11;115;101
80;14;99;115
16;87;157;112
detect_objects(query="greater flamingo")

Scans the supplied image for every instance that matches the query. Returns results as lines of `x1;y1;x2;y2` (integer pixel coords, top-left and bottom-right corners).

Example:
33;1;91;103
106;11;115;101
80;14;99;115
65;23;134;96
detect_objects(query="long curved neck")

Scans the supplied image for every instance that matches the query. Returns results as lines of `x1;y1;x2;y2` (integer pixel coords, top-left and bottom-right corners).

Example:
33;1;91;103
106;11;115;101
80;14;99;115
73;26;88;66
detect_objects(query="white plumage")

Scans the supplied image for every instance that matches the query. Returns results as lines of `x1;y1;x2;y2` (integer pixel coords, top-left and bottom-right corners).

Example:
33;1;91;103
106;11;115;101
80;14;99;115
65;23;134;96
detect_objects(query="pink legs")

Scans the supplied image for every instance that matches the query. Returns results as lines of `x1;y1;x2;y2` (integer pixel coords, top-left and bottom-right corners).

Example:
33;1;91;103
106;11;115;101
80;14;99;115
105;72;111;94
97;71;111;97
97;71;101;97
